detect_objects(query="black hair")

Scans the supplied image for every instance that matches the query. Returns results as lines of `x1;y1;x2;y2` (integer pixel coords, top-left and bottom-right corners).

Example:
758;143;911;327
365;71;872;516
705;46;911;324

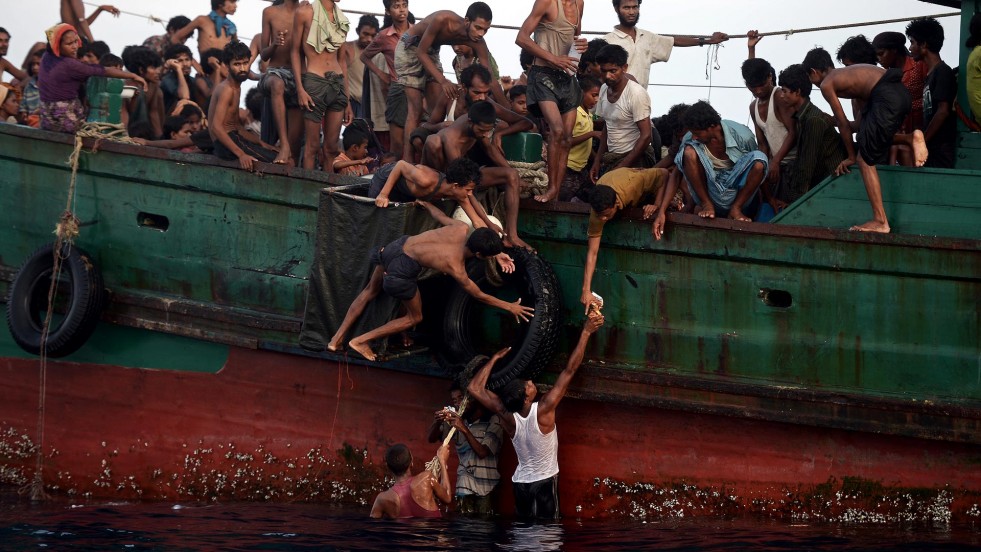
78;44;95;59
0;28;8;37
801;47;834;75
519;48;534;71
382;8;415;29
180;103;204;119
445;157;481;187
580;38;609;73
460;63;492;88
588;185;618;213
508;84;528;100
221;41;251;66
121;46;163;76
968;13;981;49
342;128;369;150
836;35;877;65
906;17;945;53
162;115;187;139
99;53;123;67
596;44;629;66
682;100;721;131
89;41;110;59
740;58;773;88
778;64;812;99
654;102;690;147
245;87;263;120
577;75;602;93
200;48;223;75
612;0;642;8
167;16;191;34
128;120;156;140
465;227;504;257
164;44;193;61
384;444;412;475
467;100;496;125
498;379;529;413
465;2;493;23
357;14;380;32
211;0;228;11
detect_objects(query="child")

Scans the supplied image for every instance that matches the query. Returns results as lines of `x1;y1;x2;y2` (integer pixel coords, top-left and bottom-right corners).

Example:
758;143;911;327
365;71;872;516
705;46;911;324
1;84;21;123
802;47;926;233
334;129;375;177
38;23;146;134
560;76;602;202
507;84;539;133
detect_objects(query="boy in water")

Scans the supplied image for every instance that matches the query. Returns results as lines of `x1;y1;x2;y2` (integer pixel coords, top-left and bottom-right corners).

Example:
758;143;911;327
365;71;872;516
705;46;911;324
802;47;927;233
209;42;279;171
370;443;451;519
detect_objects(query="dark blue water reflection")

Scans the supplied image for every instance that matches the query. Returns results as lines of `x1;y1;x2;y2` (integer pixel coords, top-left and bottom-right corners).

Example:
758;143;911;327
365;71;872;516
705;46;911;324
2;489;979;551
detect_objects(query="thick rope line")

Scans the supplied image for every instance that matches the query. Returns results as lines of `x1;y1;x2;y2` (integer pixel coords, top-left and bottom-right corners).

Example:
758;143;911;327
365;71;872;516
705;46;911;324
81;1;166;27
426;396;469;478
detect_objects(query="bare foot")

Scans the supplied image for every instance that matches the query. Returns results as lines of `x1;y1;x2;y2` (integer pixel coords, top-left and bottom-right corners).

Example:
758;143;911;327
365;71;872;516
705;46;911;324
533;189;558;203
401;332;414;348
911;130;928;167
348;340;376;361
728;208;751;222
849;220;890;233
505;234;535;251
326;339;343;353
273;147;291;165
695;204;716;219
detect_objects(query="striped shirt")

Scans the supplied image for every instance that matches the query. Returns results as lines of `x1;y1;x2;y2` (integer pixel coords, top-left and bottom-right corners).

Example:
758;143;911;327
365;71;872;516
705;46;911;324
786;100;847;202
454;415;504;497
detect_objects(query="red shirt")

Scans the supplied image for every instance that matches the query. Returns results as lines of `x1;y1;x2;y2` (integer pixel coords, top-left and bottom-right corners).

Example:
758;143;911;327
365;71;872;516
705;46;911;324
362;26;403;79
901;56;927;133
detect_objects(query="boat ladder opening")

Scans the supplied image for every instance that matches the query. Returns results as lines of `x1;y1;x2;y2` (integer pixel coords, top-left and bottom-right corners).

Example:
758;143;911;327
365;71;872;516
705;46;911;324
759;288;793;309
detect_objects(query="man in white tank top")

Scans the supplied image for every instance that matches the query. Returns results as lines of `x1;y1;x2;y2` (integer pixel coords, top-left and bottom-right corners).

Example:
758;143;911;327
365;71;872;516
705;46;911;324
468;310;605;520
741;53;797;211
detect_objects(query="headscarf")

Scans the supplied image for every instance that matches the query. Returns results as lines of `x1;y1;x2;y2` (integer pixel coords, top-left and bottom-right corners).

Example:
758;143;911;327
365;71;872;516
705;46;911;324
872;32;908;54
45;23;79;57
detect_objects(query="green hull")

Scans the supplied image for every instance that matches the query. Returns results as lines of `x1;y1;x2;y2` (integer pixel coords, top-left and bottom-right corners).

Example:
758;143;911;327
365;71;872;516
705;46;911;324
0;119;978;443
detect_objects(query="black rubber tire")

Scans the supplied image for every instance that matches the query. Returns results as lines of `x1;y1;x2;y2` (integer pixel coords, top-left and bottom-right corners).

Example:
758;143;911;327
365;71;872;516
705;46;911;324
439;247;561;391
6;243;105;357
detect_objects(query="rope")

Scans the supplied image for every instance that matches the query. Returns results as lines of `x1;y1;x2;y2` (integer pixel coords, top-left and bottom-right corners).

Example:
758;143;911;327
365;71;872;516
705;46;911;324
508;160;548;199
24;121;134;501
704;43;722;103
81;2;166;28
425;396;469;478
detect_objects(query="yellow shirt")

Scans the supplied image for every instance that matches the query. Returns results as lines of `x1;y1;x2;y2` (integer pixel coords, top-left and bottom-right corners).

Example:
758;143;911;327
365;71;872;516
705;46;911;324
567;106;593;172
587;167;668;237
968;46;981;125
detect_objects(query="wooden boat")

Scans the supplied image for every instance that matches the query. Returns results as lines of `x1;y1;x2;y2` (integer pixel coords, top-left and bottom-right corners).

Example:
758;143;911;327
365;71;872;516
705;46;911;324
0;0;978;520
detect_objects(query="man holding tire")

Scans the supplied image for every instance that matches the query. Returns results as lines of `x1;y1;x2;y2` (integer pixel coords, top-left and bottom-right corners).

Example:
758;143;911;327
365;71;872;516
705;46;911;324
467;310;605;520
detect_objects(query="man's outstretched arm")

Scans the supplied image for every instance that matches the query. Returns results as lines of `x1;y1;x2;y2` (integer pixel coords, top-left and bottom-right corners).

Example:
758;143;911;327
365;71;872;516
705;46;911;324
467;347;515;435
538;311;604;419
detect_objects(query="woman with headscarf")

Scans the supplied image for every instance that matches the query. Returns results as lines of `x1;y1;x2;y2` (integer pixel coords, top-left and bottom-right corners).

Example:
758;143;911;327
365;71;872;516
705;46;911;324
38;23;145;133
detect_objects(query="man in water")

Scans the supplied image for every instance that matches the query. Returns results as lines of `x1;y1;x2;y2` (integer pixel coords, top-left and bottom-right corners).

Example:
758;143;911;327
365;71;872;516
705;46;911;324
468;310;605;520
370;443;451;518
328;201;534;361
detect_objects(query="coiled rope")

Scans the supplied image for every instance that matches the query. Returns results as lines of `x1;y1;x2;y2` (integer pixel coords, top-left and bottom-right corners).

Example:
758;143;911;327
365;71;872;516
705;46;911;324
509;160;548;199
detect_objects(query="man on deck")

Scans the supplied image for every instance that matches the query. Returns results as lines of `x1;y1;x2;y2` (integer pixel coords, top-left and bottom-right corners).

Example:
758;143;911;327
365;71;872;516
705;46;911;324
257;0;302;165
340;15;380;119
60;0;119;44
327;200;534;361
172;0;239;58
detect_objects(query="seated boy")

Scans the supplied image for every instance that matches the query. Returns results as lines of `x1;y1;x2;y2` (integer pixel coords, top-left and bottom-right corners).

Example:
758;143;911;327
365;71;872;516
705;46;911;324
674;101;768;222
561;76;602;202
581;167;669;312
334;129;375;177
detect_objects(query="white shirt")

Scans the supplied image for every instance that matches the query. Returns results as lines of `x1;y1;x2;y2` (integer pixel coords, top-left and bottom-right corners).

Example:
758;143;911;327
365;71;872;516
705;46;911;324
602;26;674;89
511;402;559;483
596;79;652;155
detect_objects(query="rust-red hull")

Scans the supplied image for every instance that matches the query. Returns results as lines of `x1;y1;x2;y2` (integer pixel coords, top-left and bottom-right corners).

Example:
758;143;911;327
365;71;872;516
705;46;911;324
2;347;980;520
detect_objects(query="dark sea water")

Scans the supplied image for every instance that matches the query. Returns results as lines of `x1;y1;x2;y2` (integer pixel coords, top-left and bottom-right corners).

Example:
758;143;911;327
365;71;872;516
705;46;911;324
2;489;980;551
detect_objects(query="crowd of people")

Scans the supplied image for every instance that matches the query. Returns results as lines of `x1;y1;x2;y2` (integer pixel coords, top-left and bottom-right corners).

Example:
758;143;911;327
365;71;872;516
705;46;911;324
1;0;979;520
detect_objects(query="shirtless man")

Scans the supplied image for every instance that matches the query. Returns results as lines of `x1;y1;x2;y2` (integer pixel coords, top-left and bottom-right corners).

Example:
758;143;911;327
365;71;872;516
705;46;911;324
0;28;28;83
516;0;587;203
292;0;355;171
394;2;507;161
802;47;927;233
370;444;451;519
328;201;534;361
258;0;302;165
172;0;239;58
208;42;279;171
340;15;380;118
422;100;534;250
60;1;119;44
468;311;605;520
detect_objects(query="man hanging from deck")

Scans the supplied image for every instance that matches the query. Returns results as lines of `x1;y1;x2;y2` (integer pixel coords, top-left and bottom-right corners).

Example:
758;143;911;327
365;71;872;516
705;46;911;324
292;0;355;171
802;47;927;233
172;0;239;59
515;0;586;203
394;2;507;162
370;443;451;518
420;100;535;250
468;310;605;521
328;200;533;361
257;0;303;165
60;0;119;45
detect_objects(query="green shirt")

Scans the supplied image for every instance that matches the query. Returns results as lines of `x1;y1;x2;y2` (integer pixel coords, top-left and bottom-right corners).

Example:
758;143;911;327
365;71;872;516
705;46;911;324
587;167;668;237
